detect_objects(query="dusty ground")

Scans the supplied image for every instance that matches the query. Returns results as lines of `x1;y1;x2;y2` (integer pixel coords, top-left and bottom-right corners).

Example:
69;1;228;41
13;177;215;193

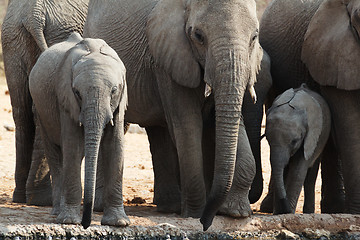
0;79;359;239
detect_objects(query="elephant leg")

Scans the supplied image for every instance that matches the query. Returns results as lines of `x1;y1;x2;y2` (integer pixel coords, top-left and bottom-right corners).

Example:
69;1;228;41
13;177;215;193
93;122;132;212
3;36;40;204
260;176;274;213
56;114;82;224
25;120;52;206
243;93;264;204
321;87;360;214
146;126;181;214
303;157;320;213
39;124;62;215
100;115;130;227
218;118;255;218
9;84;35;204
320;137;345;213
155;71;206;218
261;163;294;214
283;151;309;213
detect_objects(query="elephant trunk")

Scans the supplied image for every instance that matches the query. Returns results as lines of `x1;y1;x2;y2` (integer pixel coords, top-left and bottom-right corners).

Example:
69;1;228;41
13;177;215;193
270;146;292;214
201;47;248;230
81;97;111;229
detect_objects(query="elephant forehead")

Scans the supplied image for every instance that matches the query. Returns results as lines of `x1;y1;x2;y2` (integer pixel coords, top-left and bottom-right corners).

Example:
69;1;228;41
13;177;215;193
270;88;295;109
267;106;303;122
73;64;124;86
203;1;258;30
74;55;125;78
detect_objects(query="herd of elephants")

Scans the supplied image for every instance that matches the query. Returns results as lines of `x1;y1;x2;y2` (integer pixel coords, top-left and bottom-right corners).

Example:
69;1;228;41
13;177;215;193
1;0;359;231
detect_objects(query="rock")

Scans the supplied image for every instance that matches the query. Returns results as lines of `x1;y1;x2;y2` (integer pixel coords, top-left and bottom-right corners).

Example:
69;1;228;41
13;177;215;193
303;228;331;239
277;229;300;239
3;124;14;132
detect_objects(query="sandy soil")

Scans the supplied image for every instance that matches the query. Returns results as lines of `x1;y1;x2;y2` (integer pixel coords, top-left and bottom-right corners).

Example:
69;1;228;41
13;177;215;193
0;80;359;238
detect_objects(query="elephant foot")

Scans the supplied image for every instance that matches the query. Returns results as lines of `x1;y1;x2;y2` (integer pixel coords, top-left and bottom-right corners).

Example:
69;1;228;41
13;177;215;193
56;205;81;224
249;177;263;204
51;205;60;216
274;198;292;215
154;186;181;214
321;192;346;213
26;185;52;206
259;193;273;213
12;188;26;203
218;194;252;218
101;206;130;227
156;201;181;214
181;206;204;218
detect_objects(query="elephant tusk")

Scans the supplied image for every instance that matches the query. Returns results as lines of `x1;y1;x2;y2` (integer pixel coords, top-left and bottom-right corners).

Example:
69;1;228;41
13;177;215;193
249;85;257;104
204;83;212;98
110;119;114;126
79;121;82;127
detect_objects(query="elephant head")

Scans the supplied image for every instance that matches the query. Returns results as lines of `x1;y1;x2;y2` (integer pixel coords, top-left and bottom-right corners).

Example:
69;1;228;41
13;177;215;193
57;33;127;228
266;86;330;214
146;0;262;230
302;0;360;90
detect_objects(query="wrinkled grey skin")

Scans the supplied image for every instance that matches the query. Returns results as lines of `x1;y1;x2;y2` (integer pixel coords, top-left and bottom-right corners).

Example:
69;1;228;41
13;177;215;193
1;0;88;205
259;0;346;214
29;33;129;229
264;85;330;214
202;50;272;213
84;0;261;230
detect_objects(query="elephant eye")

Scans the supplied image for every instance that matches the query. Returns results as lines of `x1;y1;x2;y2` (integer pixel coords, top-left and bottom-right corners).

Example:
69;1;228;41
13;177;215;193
188;27;205;45
194;29;205;45
251;29;259;42
111;86;118;95
73;89;82;101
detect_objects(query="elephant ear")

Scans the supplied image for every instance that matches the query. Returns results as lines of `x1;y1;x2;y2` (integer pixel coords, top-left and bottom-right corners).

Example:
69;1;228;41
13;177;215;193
146;0;201;88
56;33;87;122
291;89;324;162
302;0;360;90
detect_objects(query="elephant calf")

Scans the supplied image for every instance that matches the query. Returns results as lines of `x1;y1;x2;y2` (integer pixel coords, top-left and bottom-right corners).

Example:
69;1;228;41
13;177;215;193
262;84;331;214
29;32;129;228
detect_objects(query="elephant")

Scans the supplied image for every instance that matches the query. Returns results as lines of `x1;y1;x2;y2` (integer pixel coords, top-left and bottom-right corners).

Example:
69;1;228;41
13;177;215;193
259;0;348;213
263;84;331;214
1;0;89;205
29;32;129;228
146;50;271;218
83;0;262;230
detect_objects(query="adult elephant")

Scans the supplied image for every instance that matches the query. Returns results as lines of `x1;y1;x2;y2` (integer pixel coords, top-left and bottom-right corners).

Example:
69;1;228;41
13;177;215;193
143;50;271;217
84;0;262;230
259;0;347;213
302;0;360;214
1;0;89;205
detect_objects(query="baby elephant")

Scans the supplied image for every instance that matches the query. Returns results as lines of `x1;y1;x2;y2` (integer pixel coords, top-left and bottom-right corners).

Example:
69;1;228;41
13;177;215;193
264;84;331;214
29;32;129;228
